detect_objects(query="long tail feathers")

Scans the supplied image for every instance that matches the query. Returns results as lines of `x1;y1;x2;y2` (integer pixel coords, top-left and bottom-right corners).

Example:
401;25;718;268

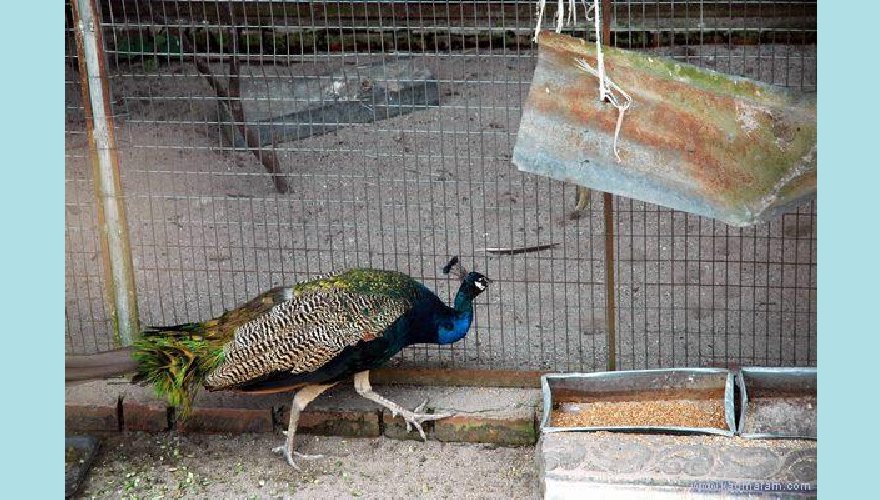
65;326;223;418
131;333;224;417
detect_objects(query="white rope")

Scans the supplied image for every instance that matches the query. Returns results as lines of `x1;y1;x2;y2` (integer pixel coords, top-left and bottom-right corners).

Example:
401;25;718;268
533;0;632;162
534;0;580;40
556;0;565;32
583;2;595;25
574;58;631;162
533;0;545;42
592;0;607;103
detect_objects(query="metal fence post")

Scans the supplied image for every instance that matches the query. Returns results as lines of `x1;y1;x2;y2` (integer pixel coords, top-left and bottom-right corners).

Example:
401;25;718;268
602;1;617;372
71;0;139;345
603;193;617;371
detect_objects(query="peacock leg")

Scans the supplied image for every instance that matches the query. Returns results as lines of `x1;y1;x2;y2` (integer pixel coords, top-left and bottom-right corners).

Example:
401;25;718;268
353;370;452;440
272;382;338;467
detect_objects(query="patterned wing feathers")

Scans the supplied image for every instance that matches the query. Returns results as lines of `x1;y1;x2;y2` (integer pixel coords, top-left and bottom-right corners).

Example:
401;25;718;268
203;288;412;390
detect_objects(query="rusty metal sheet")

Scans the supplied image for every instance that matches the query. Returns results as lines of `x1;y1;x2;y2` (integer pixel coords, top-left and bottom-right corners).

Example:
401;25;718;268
513;32;816;226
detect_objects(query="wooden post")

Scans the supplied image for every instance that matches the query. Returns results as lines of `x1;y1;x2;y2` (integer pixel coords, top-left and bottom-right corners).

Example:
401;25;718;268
71;0;140;345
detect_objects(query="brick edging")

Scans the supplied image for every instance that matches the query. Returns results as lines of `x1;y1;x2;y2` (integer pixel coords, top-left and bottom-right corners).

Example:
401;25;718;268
66;391;539;446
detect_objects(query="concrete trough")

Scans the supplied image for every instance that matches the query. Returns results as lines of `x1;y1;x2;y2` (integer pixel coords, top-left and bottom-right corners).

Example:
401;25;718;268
537;369;818;499
737;367;817;440
541;368;736;437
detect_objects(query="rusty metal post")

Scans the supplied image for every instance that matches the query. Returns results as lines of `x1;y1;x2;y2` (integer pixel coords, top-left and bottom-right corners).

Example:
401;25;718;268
601;0;613;43
71;0;140;345
601;2;616;371
603;193;616;371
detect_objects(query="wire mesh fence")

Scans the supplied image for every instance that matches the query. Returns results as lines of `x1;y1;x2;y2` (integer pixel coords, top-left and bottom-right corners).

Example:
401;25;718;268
65;0;816;373
66;3;114;353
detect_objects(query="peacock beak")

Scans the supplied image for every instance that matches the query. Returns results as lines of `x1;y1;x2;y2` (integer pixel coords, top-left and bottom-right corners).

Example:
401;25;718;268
475;276;491;291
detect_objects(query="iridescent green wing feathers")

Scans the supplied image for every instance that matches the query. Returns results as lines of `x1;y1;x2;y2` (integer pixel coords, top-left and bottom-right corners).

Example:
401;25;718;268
204;269;423;390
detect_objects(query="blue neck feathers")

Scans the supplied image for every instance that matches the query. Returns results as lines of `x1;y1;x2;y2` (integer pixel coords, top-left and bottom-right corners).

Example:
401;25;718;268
436;290;475;345
438;311;473;344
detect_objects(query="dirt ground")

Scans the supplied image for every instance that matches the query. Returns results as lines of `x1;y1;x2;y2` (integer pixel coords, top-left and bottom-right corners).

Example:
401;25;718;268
74;433;538;499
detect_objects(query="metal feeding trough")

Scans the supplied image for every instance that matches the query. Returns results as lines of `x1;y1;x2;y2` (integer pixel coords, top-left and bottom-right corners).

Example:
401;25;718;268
514;32;816;227
737;367;817;440
220;60;440;147
540;368;736;436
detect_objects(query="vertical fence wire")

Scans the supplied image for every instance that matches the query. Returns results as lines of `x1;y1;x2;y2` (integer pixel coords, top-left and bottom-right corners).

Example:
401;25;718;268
610;0;816;369
64;0;816;373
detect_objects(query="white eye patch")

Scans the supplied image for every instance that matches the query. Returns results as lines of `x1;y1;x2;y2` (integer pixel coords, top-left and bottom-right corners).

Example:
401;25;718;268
474;279;486;290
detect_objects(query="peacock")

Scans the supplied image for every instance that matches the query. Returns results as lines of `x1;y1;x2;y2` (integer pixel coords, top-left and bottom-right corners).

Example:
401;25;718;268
70;257;490;467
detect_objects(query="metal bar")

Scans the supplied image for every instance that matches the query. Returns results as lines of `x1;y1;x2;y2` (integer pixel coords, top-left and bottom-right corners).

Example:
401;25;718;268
72;0;140;346
602;0;613;42
603;192;617;371
602;2;616;372
99;1;817;31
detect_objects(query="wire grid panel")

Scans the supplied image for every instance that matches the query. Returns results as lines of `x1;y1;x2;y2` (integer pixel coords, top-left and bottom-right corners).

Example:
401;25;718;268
63;0;609;372
66;4;115;354
63;0;816;372
609;0;816;369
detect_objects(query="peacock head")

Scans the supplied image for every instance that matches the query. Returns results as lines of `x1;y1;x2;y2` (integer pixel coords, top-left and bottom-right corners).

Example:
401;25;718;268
460;271;491;299
443;256;491;302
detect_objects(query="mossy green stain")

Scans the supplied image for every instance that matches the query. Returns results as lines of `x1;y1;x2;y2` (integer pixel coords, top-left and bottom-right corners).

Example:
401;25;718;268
439;419;538;445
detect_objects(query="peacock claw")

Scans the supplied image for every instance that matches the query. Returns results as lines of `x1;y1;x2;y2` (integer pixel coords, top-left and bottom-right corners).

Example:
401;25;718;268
398;405;454;441
272;444;323;469
353;371;454;441
271;444;301;469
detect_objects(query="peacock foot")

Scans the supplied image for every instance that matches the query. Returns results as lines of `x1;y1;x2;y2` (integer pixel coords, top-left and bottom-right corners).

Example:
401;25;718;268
271;431;324;468
353;371;454;441
390;400;454;441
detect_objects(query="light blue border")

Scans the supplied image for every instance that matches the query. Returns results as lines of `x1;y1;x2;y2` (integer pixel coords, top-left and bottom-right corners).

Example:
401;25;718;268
0;2;65;497
818;1;879;496
0;1;864;497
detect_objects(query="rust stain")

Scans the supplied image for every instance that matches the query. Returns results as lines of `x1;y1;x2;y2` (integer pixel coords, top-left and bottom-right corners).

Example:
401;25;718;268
530;36;793;204
517;33;815;225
